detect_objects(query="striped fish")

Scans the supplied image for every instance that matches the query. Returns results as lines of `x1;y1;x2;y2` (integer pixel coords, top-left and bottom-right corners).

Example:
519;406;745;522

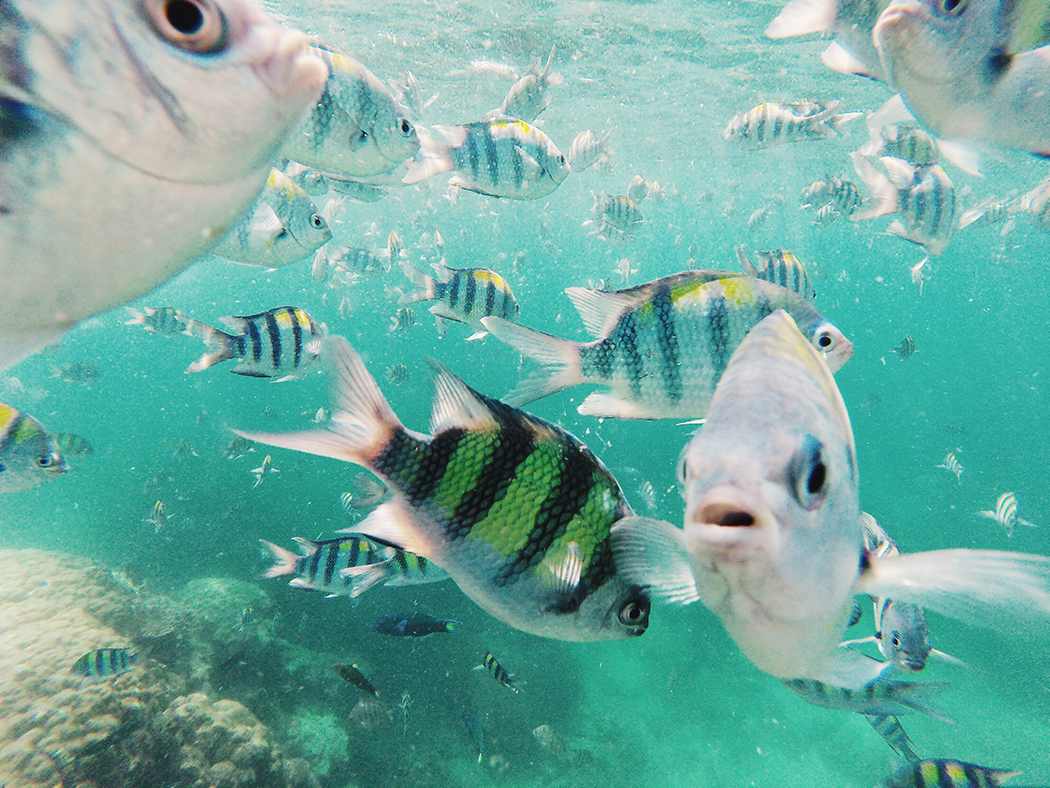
568;129;612;172
482;272;853;420
866;714;921;763
476;651;520;693
53;432;93;457
736;247;816;301
182;306;325;380
237;336;655;641
1020;178;1050;233
781;677;951;721
861;125;941;166
494;46;559;122
405;118;571;199
882;759;1023;788
281;45;419;178
979;492;1039;538
0;402;66;493
400;259;519;340
71;648;137;679
723;100;861;148
124;306;187;337
145;500;167;533
590;192;644;238
936;452;964;483
851;153;957;256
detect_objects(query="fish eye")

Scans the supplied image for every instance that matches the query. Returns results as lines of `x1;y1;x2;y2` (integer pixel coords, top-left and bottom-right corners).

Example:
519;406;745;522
310;214;325;229
397;118;414;137
940;0;966;13
618;597;650;629
37;453;57;468
816;330;835;350
146;0;228;55
891;633;901;649
789;434;828;510
676;451;689;484
357;130;369;142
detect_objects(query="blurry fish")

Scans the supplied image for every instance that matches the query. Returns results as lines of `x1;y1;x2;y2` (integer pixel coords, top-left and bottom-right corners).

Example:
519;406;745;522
613;310;1050;691
334;662;379;697
737;247;817;301
399;259;519;339
142;475;169;495
341;473;388;510
802;176;863;218
910;258;929;294
979;492;1039;537
0;0;327;369
235;336;654;641
483;271;853;420
723;101;861;148
390;307;416;333
958;196;1018;230
211;169;331;267
182;306;324;380
881;759;1026;788
588;192;644;240
172;439;198;459
461;708;484;764
351;696;394;729
766;0;890;81
372;612;462;637
386;363;410;385
816;202;842;226
861;124;941;165
568;129;613;171
852;154;956;256
125;307;188;337
145;500;167;533
59;362;102;384
109;564;144;595
475;651;521;693
533;724;573;760
284;161;390;202
866;714;921;763
936;452;963;483
223;436;255;460
51;432;91;459
260;535;390;597
894;335;917;360
1019;178;1050;232
390;70;428;118
71;648;137;679
613;257;639;285
251;455;277;487
781;677;951;720
638;480;658;511
0;402;66;493
236;607;253;633
494;46;561;122
406;119;571;199
281;45;419;178
327;246;387;277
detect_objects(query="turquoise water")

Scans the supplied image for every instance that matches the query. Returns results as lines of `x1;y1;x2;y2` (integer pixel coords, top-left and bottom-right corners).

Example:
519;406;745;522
3;0;1050;785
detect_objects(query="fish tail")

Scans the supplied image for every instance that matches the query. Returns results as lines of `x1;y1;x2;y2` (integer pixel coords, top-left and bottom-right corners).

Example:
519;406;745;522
849;152;899;221
884;680;954;723
735;246;759;277
403;128;457;184
398;259;438;305
480;316;584;405
124;306;147;325
182;318;237;374
259;539;299;578
232;336;406;470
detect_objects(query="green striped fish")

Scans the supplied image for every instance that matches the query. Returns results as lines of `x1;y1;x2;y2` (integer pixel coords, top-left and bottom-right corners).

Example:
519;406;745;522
0;402;66;493
71;648;137;679
476;651;520;693
781;677;951;721
482;271;853;420
236;336;655;641
867;714;920;763
400;259;519;340
882;760;1024;788
182;306;325;381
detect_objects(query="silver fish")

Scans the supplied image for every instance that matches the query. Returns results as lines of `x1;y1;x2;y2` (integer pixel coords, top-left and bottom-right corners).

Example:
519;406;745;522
736;247;817;301
0;0;327;369
124;306;187;337
568;129;613;172
978;491;1039;537
251;454;277;487
936;451;963;483
723;101;861;148
494;46;560;122
0;401;66;493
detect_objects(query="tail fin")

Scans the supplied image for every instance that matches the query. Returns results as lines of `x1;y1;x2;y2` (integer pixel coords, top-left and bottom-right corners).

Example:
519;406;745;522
259;539;299;579
182;317;237;374
481;316;585;406
850;152;900;221
736;246;759;277
399;259;438;305
232;336;408;469
403;128;457;185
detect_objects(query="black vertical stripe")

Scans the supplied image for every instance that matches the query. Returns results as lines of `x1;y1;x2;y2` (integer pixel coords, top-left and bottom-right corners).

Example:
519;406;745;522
485;279;496;316
246;318;263;362
375;428;456;506
264;311;282;369
707;295;731;382
615;309;645;398
448;271;460;309
324;541;340;585
466;125;480;182
393;551;409;576
652;286;681;401
483;124;499;187
347;538;361;569
463;272;477;317
291;309;303;368
511;138;524;188
307;546;323;583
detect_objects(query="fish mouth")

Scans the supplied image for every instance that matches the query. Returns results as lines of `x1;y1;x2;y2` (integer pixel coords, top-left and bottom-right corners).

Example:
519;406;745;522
686;484;780;553
250;27;328;102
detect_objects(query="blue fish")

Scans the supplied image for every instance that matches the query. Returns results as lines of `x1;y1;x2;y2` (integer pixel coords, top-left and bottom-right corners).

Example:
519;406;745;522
71;648;137;679
371;612;461;637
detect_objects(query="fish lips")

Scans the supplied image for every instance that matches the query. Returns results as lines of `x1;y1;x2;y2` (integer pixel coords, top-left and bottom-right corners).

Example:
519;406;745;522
250;27;328;106
684;482;781;559
874;3;956;83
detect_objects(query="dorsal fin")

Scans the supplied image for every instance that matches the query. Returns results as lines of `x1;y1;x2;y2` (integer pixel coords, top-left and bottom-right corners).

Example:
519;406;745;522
427;359;500;434
564;287;638;337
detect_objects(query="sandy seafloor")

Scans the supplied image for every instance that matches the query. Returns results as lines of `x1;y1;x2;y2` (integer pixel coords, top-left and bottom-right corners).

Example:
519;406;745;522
2;0;1050;785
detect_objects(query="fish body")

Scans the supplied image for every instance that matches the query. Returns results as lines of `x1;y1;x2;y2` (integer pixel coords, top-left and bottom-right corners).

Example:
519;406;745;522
937;452;964;482
476;651;520;693
736;247;817;301
59;362;102;383
483;272;853;420
802;176;863;218
372;612;461;637
261;535;390;597
406;119;571;199
145;500;166;533
894;335;917;360
182;306;324;380
882;759;1024;788
251;455;277;487
53;432;93;457
0;0;327;369
125;307;188;337
399;259;519;338
723;101;861;148
461;708;484;764
496;46;559;122
591;193;644;237
867;714;921;762
0;401;66;492
568;129;613;171
236;336;654;641
782;677;950;719
861;124;941;165
211;169;331;267
979;491;1038;537
71;648;137;678
334;662;379;697
281;46;419;178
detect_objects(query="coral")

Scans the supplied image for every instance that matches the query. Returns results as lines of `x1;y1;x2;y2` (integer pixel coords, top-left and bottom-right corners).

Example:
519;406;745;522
283;710;350;777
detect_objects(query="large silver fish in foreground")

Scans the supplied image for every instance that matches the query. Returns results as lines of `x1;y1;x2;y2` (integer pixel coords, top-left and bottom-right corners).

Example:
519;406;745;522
613;310;1050;691
0;0;328;369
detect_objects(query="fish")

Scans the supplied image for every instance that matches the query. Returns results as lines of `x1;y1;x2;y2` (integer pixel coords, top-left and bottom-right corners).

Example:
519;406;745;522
236;607;253;633
372;612;462;637
389;307;416;333
405;118;571;200
251;455;277;487
881;759;1026;788
723;101;862;148
233;336;654;641
612;310;1050;691
958;196;1018;231
851;154;956;257
181;306;325;380
399;259;519;340
0;0;327;370
1020;178;1050;232
816;202;841;226
568;129;613;172
766;0;891;81
475;651;521;693
145;500;166;533
260;535;391;598
59;362;102;384
386;363;410;385
71;648;137;679
280;45;419;178
210;169;331;267
52;432;92;457
482;271;853;420
979;492;1039;537
589;192;644;240
866;714;921;763
0;401;66;493
341;474;389;511
461;708;484;764
736;247;817;301
124;307;188;337
326;246;388;278
860;124;941;165
223;436;255;460
936;452;964;483
494;46;560;122
781;677;951;720
894;335;917;360
283;161;391;203
334;663;379;697
802;176;864;218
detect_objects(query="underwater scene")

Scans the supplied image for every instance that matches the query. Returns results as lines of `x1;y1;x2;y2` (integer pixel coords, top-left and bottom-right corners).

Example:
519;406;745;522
2;0;1050;786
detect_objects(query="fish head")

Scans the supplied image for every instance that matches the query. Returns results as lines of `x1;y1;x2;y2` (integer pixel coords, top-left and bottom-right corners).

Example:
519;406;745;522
874;0;1003;85
679;311;862;670
880;600;931;672
543;139;572;185
0;408;67;492
788;299;854;372
574;576;651;640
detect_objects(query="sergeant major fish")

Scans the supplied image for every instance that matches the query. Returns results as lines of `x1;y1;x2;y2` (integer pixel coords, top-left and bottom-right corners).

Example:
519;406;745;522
736;247;817;301
882;759;1030;788
475;651;521;693
124;306;188;337
0;0;327;369
723;100;862;148
483;271;853;420
0;401;66;493
261;535;391;598
612;310;1050;693
399;259;519;340
493;46;561;122
234;336;655;641
568;129;613;172
979;491;1039;537
72;648;137;679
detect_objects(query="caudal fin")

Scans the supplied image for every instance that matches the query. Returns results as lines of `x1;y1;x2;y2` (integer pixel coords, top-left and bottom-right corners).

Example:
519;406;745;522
259;539;299;579
850;152;900;221
481;316;585;405
182;317;236;374
399;259;438;305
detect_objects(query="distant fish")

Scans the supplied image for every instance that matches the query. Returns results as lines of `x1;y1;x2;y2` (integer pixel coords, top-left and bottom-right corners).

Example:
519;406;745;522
493;46;561;122
223;436;255;460
475;651;521;693
936;452;963;483
124;306;188;337
860;125;941;166
59;362;102;384
334;663;379;697
736;247;816;301
340;473;388;511
637;480;658;511
815;202;841;226
881;759;1023;788
389;307;416;333
724;100;861;148
251;455;277;488
236;607;253;633
801;176;862;218
260;535;390;598
372;612;461;637
979;492;1039;538
399;259;519;340
145;500;167;534
588;192;644;241
71;648;137;679
568;129;613;172
385;363;409;385
460;708;484;764
894;335;917;360
0;402;66;493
